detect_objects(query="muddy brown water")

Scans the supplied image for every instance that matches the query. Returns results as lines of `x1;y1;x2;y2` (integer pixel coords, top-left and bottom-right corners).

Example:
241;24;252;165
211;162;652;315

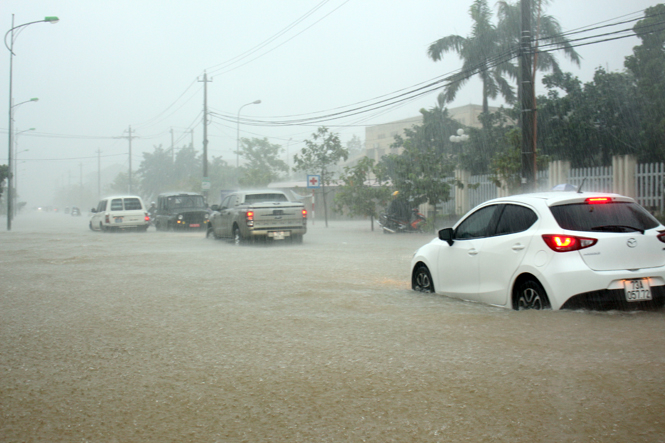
1;212;664;442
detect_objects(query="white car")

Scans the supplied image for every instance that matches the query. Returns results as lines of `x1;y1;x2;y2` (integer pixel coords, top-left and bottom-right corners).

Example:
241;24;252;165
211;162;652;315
89;195;150;232
411;192;665;310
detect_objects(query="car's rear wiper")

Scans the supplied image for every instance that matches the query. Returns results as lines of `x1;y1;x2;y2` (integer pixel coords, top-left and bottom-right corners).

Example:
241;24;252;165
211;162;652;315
591;225;645;234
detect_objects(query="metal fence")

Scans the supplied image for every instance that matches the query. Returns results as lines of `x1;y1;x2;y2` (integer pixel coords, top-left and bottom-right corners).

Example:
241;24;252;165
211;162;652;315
435;161;665;216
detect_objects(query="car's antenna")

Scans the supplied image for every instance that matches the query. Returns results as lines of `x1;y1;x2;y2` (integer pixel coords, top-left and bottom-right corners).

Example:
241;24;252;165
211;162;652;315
577;178;586;193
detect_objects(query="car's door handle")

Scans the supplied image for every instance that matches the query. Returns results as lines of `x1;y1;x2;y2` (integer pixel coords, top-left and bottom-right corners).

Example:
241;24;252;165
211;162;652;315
468;249;478;256
512;244;525;251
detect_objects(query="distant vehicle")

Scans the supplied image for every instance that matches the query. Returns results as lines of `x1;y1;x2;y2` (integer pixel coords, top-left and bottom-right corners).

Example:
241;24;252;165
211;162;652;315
411;192;665;311
71;206;81;216
89;196;150;232
208;190;307;244
154;192;209;231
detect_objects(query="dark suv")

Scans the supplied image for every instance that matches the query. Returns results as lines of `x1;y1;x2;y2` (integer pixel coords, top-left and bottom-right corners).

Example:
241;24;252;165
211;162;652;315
154;192;209;231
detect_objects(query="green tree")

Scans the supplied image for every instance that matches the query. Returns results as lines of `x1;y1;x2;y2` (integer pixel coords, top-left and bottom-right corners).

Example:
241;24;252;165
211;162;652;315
0;164;8;201
428;0;515;115
293;127;348;227
536;69;640;166
105;172;140;196
334;157;390;231
208;156;237;203
137;144;175;201
237;137;288;188
624;4;665;162
496;0;581;77
378;104;459;228
345;134;364;158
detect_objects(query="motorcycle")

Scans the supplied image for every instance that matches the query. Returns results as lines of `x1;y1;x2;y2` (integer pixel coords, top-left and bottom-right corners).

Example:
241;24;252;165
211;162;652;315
378;208;427;234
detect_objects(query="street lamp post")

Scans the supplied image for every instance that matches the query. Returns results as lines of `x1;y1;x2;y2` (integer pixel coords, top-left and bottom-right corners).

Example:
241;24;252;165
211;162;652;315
14;128;34;217
5;14;59;230
236;99;261;182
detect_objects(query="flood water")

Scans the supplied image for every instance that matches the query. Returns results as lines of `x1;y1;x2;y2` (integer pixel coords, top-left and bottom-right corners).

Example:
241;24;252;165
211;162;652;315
1;211;664;442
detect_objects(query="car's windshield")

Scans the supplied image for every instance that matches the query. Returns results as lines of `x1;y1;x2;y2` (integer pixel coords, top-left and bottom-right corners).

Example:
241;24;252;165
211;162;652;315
550;201;660;232
244;193;288;204
166;195;205;209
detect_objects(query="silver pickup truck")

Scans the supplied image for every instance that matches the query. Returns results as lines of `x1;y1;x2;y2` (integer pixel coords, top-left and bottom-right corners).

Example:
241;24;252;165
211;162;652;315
208;190;307;244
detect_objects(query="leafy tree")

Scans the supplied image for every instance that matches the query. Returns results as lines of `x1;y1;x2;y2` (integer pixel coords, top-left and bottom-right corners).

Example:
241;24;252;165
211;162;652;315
334;157;391;231
496;0;580;77
208;156;237;203
0;164;8;201
428;0;515;115
624;4;665;162
536;69;640;166
173;144;201;186
237;137;288;188
293;127;348;227
137;144;175;201
459;108;516;174
105;172;140;196
345;134;364;158
378;103;459;228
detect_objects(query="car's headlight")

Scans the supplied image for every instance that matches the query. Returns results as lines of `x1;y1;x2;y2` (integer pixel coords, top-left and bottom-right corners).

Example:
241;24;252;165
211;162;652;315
178;214;184;220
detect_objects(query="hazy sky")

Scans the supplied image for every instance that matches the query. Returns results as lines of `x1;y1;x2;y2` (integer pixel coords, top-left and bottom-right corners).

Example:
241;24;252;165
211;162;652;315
0;0;660;206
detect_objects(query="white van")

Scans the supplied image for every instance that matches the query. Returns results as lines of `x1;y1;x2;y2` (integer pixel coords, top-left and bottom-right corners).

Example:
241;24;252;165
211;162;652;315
89;196;150;232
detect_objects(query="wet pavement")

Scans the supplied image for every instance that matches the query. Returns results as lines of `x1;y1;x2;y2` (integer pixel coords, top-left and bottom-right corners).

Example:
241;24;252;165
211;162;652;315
1;211;664;442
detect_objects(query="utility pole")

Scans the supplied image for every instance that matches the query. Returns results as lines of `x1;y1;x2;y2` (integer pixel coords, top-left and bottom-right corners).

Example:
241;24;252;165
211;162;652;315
96;148;101;200
123;126;137;194
520;0;535;192
198;72;212;199
170;127;174;163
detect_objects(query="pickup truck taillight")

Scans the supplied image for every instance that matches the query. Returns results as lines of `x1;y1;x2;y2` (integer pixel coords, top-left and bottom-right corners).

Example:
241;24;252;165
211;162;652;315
105;214;110;224
302;209;307;218
246;210;254;227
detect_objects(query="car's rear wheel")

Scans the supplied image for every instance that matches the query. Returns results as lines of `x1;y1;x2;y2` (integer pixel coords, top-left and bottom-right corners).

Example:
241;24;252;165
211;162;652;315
515;279;550;310
233;226;244;246
89;221;93;231
412;264;434;293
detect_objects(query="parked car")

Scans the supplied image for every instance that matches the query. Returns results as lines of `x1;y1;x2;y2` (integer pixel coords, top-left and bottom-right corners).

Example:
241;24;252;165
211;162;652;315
411;192;665;310
89;196;150;232
153;192;209;231
71;206;81;216
208;190;307;244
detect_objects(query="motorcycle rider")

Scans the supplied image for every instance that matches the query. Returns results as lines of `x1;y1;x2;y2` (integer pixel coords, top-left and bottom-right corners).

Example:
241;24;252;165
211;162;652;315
387;191;411;223
148;202;157;222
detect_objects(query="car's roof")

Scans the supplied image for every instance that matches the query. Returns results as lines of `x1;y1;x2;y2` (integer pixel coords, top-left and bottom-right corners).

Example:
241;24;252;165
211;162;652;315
488;191;635;207
159;192;204;197
103;195;144;200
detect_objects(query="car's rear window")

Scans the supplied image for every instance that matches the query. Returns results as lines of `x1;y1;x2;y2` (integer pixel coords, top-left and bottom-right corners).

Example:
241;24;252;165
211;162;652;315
244;193;288;204
110;199;123;211
550;201;660;232
124;198;143;210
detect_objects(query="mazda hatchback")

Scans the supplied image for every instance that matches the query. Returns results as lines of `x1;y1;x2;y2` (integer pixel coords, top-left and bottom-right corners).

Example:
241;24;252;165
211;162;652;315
411;192;665;310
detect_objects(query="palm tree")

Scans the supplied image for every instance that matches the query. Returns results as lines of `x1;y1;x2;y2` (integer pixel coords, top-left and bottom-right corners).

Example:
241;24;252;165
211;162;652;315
428;0;580;115
497;0;580;77
428;0;517;115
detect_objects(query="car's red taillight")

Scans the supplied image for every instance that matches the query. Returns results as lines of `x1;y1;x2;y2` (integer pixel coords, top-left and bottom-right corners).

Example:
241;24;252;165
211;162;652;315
144;213;150;222
658;230;665;243
105;214;110;224
585;197;611;204
246;210;254;221
542;234;597;252
302;209;307;218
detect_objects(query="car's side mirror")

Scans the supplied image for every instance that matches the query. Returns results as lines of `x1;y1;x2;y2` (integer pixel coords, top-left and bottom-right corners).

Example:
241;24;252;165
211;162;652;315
211;204;219;212
439;228;454;246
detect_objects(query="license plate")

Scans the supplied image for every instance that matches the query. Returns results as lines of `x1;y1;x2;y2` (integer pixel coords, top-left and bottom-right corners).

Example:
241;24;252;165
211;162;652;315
189;223;200;228
114;217;123;223
624;279;652;302
270;231;286;240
